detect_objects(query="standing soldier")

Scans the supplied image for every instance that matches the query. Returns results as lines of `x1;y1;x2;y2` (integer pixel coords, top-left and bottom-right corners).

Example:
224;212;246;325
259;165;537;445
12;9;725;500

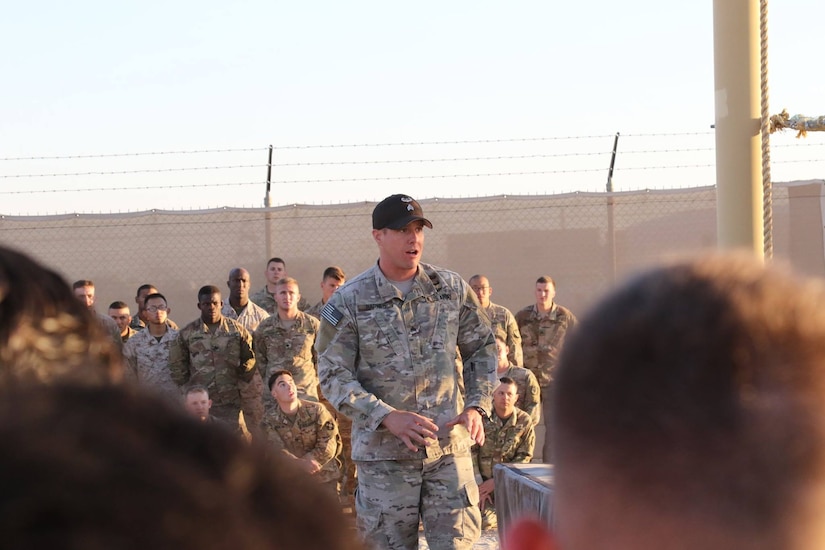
123;292;180;402
250;257;310;314
108;301;137;343
305;266;346;320
72;279;122;351
515;275;576;462
316;194;497;550
469;274;523;366
253;277;320;401
222;267;270;331
169;285;258;432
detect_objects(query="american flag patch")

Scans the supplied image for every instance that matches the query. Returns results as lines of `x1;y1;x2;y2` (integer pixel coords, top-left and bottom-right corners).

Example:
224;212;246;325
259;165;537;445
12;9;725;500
321;303;344;327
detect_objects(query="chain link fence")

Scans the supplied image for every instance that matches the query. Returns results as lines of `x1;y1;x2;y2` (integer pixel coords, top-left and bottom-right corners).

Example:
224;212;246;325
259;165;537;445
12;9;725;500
1;180;822;323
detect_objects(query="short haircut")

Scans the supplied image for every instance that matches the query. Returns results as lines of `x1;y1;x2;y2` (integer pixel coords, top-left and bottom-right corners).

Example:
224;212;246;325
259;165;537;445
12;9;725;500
322;266;345;281
554;254;825;542
72;280;94;290
268;369;293;391
275;277;299;289
536;275;555;286
498;376;516;386
0;247;121;385
0;383;361;550
135;284;156;297
184;384;209;398
108;301;129;310
267;257;286;267
144;292;167;305
197;285;221;301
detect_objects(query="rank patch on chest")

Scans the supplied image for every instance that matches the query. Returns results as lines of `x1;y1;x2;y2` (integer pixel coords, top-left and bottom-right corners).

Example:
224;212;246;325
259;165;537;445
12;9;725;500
321;303;344;327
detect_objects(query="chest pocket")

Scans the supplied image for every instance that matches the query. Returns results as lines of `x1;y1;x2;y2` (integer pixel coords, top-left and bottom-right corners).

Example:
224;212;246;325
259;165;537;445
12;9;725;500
355;305;408;363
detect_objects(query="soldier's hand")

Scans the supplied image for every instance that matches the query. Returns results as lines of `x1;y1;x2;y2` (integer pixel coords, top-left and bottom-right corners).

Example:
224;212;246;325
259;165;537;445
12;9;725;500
478;479;495;509
446;408;485;446
381;411;439;452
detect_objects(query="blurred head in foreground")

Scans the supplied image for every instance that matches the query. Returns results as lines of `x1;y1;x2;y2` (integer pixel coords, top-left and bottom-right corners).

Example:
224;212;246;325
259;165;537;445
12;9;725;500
508;254;825;550
0;383;362;550
0;246;121;385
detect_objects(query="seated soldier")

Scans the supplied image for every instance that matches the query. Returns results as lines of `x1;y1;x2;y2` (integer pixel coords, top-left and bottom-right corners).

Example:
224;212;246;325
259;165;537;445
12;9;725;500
473;376;535;530
258;370;342;496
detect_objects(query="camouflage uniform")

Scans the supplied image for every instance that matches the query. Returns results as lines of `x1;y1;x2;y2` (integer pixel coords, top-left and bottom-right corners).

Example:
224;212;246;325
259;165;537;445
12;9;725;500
221;300;269;429
254;312;320;401
316;262;497;550
168;316;257;430
121;326;138;343
483;301;523;366
96;311;123;352
498;364;541;426
259;399;342;490
123;326;180;403
130;317;179;331
472;407;535;530
221;300;270;332
250;286;310;315
305;300;324;320
515;302;576;462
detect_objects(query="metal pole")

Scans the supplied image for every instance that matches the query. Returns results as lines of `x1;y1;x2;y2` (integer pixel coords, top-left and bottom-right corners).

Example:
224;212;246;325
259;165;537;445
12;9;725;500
713;0;764;257
606;132;620;193
264;144;273;208
264;145;274;259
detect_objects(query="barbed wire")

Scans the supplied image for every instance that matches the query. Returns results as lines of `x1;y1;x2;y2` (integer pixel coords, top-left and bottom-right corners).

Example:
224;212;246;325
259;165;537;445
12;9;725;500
0;164;268;179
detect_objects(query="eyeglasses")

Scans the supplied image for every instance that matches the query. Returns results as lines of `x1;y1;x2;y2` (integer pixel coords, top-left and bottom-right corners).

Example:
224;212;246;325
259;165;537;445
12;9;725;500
146;305;168;313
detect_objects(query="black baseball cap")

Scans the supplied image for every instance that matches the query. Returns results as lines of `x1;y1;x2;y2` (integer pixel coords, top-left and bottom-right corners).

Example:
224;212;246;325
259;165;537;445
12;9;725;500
372;194;433;230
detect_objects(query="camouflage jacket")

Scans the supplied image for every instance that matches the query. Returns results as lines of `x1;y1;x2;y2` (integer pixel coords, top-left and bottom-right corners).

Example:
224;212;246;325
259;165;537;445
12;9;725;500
497;364;541;426
315;262;497;461
96;311;123;352
253;312;320;400
121;326;138;343
473;407;534;481
259;399;342;484
123;326;180;402
221;300;270;332
168;316;256;410
130;317;179;331
483;301;523;366
250;286;310;315
305;300;324;320
515;303;577;388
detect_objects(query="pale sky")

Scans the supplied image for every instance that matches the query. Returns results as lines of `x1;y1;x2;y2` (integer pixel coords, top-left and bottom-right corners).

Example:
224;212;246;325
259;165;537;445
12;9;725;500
1;1;823;215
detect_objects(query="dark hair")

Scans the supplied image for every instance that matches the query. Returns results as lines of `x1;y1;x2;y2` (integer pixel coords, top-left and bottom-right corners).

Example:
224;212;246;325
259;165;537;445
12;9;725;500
267;257;286;267
144;293;167;305
135;284;157;298
267;370;293;391
498;376;516;386
0;247;121;385
536;275;555;286
72;279;95;290
108;301;129;310
555;254;825;539
197;286;221;301
0;383;362;550
322;266;345;281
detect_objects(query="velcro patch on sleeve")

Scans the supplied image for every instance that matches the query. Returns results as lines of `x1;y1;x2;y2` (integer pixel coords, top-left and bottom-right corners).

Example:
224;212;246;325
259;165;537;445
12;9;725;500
321;303;344;327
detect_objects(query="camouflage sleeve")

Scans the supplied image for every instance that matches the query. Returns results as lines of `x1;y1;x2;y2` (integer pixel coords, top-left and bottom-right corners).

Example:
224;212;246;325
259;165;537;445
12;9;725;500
523;369;542;426
259;420;299;460
237;325;256;382
315;297;395;431
168;330;190;387
252;325;268;380
122;339;138;383
511;423;536;464
456;280;496;416
306;404;339;467
506;311;524;367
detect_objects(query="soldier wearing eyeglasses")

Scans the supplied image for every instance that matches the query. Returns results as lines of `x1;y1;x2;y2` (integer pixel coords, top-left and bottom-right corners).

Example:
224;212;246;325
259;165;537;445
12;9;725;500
123;292;180;402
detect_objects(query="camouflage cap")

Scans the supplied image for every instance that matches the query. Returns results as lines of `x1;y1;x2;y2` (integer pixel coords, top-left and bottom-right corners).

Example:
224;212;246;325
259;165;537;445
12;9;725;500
372;194;433;230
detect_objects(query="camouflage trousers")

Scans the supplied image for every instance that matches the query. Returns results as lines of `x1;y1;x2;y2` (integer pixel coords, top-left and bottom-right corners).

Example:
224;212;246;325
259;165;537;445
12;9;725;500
541;386;553;463
355;450;480;550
